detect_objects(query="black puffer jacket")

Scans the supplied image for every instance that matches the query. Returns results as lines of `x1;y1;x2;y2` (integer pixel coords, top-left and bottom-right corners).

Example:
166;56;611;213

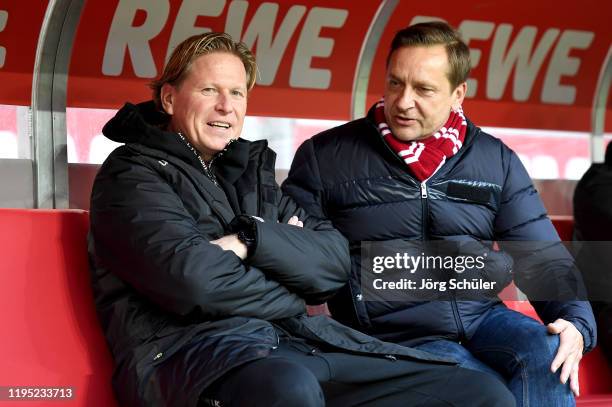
283;107;596;351
573;153;612;301
89;102;453;407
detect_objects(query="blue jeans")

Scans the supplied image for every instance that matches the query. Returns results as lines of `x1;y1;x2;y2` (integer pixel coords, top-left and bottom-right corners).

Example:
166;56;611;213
413;304;574;407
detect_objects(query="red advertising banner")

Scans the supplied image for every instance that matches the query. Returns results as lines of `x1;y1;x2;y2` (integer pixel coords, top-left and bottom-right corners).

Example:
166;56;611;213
365;1;611;130
0;1;49;106
68;0;379;120
67;0;611;130
0;1;609;131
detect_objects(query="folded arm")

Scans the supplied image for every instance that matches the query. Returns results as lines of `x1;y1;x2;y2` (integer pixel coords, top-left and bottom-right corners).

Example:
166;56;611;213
90;151;305;321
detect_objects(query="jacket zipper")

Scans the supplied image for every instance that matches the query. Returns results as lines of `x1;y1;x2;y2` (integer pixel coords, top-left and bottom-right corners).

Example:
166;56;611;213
272;328;279;350
369;118;476;344
256;147;265;217
176;132;235;187
421;181;465;342
420;182;428;239
450;294;466;343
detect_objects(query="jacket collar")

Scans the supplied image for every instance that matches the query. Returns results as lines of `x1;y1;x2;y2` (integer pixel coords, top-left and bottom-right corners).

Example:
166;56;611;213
103;101;257;180
103;101;272;224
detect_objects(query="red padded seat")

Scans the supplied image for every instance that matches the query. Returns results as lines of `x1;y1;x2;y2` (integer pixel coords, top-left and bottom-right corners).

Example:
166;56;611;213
0;209;117;406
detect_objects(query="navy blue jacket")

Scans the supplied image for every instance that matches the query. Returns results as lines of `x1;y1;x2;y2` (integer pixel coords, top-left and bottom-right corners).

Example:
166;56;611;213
283;109;596;351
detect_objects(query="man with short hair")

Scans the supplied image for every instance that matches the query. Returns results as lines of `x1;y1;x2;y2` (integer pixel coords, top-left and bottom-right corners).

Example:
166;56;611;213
283;21;596;407
89;31;515;406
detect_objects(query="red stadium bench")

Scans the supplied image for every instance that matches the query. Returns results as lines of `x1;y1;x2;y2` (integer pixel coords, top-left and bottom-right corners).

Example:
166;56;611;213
0;209;117;406
1;209;610;406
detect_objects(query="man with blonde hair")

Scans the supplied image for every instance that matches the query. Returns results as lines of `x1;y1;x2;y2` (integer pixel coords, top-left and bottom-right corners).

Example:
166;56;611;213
89;32;514;406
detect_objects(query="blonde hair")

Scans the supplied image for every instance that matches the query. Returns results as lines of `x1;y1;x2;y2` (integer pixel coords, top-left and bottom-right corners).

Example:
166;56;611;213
150;32;257;110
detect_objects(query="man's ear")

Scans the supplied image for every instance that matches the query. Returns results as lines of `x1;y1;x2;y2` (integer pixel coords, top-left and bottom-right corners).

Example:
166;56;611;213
452;82;467;109
160;83;175;115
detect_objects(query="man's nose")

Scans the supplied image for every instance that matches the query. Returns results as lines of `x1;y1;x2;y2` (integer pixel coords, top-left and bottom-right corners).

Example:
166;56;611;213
215;93;233;113
396;88;416;111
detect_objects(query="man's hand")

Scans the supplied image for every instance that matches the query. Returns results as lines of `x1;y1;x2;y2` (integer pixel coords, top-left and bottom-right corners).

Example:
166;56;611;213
211;217;302;260
287;215;303;227
548;318;584;397
211;234;248;260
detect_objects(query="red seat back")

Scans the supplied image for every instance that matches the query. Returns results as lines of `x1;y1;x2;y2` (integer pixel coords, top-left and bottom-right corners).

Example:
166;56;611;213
550;215;575;240
0;209;117;406
506;216;612;396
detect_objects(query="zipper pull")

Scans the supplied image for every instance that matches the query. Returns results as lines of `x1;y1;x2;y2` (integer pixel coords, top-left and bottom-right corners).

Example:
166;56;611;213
420;182;428;198
271;329;279;350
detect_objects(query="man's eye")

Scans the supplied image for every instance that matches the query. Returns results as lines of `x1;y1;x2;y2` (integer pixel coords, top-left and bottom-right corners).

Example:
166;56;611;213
231;90;245;97
202;88;216;94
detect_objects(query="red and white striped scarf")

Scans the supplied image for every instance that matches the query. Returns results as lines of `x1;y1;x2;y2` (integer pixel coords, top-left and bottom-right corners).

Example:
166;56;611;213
373;99;467;181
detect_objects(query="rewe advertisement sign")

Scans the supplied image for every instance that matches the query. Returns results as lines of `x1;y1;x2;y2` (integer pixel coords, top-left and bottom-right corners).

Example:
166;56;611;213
0;0;609;129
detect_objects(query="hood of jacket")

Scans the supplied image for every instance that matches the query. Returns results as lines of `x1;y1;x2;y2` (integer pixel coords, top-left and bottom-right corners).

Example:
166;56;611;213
102;101;258;184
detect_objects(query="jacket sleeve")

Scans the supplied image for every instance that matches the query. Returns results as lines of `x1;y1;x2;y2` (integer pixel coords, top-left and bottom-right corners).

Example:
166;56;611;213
495;149;596;351
281;139;328;219
234;137;346;305
90;150;306;321
248;192;350;304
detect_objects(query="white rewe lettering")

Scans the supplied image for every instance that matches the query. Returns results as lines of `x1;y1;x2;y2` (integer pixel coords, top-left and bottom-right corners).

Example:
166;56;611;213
458;20;494;97
102;0;169;77
165;0;224;64
290;7;348;89
409;16;446;25
399;16;595;105
487;24;560;101
542;30;594;104
0;10;7;68
224;0;248;40
239;3;306;86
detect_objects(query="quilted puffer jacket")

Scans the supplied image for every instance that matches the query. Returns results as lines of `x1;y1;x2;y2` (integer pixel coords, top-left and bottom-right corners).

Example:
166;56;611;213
89;101;453;407
283;107;596;351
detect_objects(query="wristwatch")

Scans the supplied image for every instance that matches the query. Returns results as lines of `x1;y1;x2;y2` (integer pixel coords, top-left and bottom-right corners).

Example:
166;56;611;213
237;227;257;258
230;215;259;258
